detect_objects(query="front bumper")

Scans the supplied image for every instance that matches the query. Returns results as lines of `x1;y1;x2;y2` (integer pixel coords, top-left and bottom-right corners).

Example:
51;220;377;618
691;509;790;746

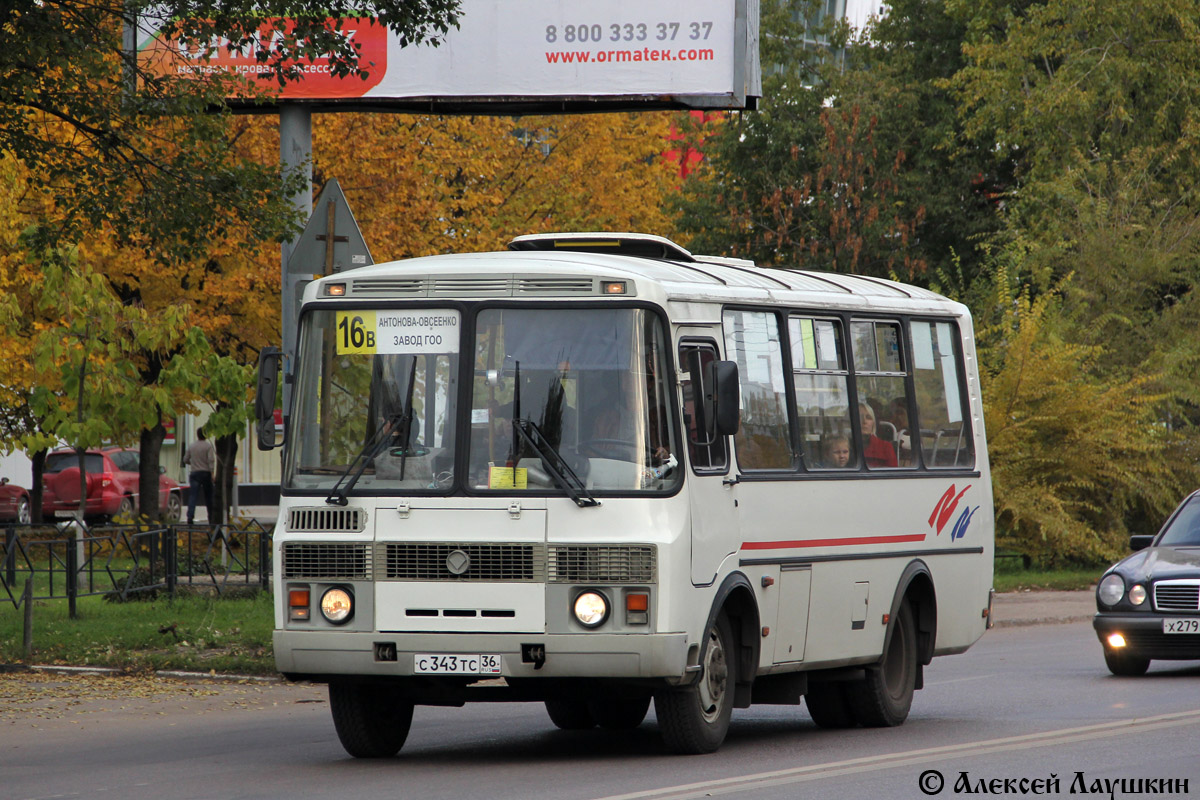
1093;613;1200;660
275;629;689;680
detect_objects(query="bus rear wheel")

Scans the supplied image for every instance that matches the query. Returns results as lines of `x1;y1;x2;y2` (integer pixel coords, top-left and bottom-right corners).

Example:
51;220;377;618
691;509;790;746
805;682;857;729
654;611;735;754
847;600;917;727
545;699;596;730
329;682;413;758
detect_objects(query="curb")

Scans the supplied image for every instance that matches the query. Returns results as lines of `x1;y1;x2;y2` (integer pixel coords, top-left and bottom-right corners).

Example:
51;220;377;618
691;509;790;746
0;662;282;683
991;614;1095;629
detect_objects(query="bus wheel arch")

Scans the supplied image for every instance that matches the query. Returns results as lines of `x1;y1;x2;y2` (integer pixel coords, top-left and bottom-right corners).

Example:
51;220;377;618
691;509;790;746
845;560;936;728
655;572;759;754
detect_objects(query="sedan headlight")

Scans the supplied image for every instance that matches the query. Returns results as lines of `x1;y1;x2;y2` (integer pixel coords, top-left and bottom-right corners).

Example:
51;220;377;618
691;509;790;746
320;587;354;624
1128;584;1147;606
573;591;609;628
1098;574;1125;606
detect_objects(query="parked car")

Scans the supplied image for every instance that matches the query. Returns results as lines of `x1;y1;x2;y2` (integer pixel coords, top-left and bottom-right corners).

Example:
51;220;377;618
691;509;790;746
42;447;182;523
0;476;31;524
1093;490;1200;675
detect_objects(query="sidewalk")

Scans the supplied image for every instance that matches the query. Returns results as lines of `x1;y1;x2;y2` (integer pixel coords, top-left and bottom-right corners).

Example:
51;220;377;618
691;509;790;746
990;589;1096;628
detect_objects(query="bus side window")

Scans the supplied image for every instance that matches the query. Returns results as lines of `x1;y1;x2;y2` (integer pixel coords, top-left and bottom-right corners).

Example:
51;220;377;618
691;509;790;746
851;320;913;469
909;320;975;468
789;317;856;470
679;343;729;472
722;309;795;471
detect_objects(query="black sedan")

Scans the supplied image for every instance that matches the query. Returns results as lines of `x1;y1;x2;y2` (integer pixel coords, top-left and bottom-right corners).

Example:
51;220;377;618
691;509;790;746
1094;490;1200;675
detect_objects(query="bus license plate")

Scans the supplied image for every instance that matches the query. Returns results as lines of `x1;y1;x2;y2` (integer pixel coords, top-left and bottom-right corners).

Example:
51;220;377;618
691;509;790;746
1163;618;1200;634
414;654;502;674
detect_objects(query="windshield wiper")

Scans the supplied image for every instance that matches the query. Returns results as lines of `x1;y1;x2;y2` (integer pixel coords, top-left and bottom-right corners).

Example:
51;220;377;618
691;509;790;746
326;359;418;506
511;418;599;508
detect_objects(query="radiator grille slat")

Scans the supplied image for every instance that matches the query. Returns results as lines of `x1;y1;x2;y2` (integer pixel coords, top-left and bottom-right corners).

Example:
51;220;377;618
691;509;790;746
287;507;366;533
282;543;371;579
548;545;657;584
1154;581;1200;612
381;543;546;582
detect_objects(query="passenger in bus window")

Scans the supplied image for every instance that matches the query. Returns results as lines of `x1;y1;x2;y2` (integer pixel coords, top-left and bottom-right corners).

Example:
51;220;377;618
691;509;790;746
859;402;898;468
819;434;854;469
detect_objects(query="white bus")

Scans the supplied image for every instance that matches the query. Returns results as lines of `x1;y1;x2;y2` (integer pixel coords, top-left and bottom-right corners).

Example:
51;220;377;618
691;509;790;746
256;232;994;757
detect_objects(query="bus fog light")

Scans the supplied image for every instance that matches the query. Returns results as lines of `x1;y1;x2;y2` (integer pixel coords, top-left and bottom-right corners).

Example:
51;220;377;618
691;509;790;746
1128;585;1147;606
573;591;609;628
320;588;354;624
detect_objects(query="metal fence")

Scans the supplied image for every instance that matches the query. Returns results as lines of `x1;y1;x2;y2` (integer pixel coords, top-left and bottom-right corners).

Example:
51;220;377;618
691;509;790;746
1;520;272;612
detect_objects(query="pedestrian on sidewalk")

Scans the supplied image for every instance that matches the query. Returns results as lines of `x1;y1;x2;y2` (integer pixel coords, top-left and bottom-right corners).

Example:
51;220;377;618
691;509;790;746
184;427;216;526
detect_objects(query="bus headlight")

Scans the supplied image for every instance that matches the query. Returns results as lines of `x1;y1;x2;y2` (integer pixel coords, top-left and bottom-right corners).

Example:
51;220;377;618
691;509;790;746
320;587;354;624
1098;574;1125;607
573;591;609;628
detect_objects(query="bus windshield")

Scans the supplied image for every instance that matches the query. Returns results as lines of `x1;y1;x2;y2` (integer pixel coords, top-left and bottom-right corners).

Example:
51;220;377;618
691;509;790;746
284;305;680;496
468;307;679;493
285;308;462;493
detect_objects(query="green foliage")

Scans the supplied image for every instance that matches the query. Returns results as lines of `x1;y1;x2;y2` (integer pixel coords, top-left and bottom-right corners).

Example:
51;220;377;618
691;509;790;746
976;260;1193;565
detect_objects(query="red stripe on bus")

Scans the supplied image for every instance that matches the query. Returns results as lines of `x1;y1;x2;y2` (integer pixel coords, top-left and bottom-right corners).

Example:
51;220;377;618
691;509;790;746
740;534;928;551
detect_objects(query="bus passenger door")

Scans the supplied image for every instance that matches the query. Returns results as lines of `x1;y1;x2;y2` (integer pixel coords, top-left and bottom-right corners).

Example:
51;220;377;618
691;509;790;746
679;339;739;586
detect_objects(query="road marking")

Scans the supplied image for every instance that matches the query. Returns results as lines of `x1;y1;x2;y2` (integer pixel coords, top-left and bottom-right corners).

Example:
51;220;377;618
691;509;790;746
591;709;1200;800
924;673;999;686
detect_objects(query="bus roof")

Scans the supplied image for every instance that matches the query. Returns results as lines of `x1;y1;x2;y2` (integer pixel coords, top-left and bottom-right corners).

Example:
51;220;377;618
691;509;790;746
307;233;963;317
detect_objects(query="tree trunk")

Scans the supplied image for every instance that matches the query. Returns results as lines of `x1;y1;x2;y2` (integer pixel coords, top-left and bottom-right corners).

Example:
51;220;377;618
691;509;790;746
213;433;239;525
30;449;46;524
75;446;87;523
139;422;167;521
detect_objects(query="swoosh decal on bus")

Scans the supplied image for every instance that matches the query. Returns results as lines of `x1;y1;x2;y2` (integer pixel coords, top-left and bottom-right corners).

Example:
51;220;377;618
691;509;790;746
741;534;928;550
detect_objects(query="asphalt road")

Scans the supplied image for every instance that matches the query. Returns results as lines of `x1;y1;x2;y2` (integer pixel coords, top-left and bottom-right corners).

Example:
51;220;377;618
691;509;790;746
3;618;1198;800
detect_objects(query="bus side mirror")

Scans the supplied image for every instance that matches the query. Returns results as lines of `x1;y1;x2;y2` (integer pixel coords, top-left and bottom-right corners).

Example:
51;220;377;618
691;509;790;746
710;360;740;437
256;346;282;451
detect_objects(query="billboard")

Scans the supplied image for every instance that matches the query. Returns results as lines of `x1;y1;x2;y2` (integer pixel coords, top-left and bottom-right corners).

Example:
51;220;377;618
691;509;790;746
137;0;760;111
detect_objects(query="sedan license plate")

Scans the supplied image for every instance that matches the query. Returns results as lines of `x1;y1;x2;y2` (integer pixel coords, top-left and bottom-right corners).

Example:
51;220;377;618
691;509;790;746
414;654;502;675
1162;618;1200;634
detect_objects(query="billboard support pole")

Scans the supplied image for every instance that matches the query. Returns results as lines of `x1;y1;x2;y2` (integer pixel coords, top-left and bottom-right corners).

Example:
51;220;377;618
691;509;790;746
279;103;312;426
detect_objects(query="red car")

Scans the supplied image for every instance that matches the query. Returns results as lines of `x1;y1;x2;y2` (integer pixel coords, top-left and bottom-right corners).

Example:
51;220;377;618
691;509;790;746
0;476;31;523
42;447;183;522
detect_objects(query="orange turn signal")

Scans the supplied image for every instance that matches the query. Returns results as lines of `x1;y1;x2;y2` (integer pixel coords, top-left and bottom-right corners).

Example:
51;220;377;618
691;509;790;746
289;588;311;621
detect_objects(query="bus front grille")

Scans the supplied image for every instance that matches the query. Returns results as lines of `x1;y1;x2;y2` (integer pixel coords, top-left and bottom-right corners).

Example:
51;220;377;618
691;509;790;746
282;543;372;580
287;507;367;533
381;543;547;582
548;545;657;584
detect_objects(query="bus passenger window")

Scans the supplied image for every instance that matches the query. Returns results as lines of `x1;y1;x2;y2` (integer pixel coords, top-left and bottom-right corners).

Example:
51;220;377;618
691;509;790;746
910;320;975;468
723;310;795;471
851;320;913;469
789;317;856;470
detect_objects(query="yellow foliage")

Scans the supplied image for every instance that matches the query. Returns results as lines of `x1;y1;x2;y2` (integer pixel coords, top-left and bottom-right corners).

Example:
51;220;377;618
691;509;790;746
979;271;1191;564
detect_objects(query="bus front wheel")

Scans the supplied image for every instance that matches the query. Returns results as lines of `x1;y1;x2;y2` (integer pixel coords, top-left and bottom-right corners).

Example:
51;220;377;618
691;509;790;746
655;612;736;754
329;682;413;758
848;600;917;727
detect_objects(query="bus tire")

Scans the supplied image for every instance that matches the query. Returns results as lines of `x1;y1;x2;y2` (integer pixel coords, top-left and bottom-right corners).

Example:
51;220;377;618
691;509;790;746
804;682;857;729
329;682;413;758
654;611;735;754
848;600;917;727
545;699;596;730
589;695;651;730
